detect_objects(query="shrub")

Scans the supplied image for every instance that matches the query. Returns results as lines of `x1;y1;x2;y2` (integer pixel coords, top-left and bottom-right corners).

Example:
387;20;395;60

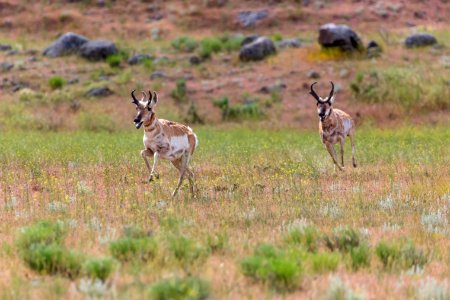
310;252;340;273
148;276;211;300
324;228;361;253
171;36;198;52
82;257;115;281
171;79;187;103
400;241;428;271
198;37;223;59
106;54;122;68
240;243;302;292
221;34;245;52
283;225;319;252
185;102;205;124
22;243;84;279
16;221;67;250
375;241;400;269
349;243;371;271
324;276;365;300
213;97;263;121
167;235;205;268
110;237;157;262
206;232;228;253
48;76;66;90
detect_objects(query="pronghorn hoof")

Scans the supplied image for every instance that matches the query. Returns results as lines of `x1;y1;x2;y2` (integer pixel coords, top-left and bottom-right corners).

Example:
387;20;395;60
148;176;154;182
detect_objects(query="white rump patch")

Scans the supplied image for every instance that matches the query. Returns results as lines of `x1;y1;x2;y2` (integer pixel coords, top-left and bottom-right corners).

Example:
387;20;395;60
343;119;352;135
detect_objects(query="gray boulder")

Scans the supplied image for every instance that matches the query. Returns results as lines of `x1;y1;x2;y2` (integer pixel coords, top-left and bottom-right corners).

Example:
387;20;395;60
0;44;12;51
43;32;89;57
241;35;260;46
404;33;437;48
277;38;301;49
237;10;268;27
0;62;14;72
239;36;276;62
318;23;363;52
80;40;118;61
86;87;113;97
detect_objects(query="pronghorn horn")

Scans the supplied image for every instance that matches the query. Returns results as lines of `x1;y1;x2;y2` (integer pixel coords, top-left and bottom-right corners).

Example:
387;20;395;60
131;90;139;104
309;82;324;103
327;81;335;102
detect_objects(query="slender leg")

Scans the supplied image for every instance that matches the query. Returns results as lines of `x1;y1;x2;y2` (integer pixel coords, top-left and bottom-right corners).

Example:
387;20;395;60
173;158;195;195
171;152;190;197
140;149;153;178
325;143;344;171
349;133;357;168
149;152;160;181
339;138;345;167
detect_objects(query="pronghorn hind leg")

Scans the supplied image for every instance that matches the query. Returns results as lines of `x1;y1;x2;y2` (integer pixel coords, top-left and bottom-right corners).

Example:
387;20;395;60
349;133;357;168
325;143;344;171
171;152;190;197
339;137;345;167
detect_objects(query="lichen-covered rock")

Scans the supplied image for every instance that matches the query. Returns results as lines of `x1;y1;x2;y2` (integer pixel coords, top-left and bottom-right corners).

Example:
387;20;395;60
277;38;301;49
404;33;437;48
318;23;363;52
239;36;276;62
80;40;118;61
237;10;268;27
43;32;89;57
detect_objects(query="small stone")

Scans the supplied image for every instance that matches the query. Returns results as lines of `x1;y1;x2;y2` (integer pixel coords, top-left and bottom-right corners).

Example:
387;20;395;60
237;10;269;27
128;54;153;65
307;70;320;79
405;33;437;48
68;78;79;85
0;44;12;51
414;11;426;19
277;38;301;49
189;56;202;65
86;87;113;97
151;28;161;40
0;62;14;72
150;71;166;79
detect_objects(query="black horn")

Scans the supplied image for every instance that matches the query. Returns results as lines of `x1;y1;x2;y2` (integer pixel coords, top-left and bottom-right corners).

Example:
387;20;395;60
309;82;323;103
327;81;335;102
131;90;139;104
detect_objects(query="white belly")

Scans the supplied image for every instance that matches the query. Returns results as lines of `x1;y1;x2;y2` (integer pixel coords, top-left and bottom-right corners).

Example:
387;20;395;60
143;134;190;160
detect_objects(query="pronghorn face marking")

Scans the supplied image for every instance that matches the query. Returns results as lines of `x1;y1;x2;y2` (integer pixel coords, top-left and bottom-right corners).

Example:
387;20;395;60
131;90;158;129
309;81;335;122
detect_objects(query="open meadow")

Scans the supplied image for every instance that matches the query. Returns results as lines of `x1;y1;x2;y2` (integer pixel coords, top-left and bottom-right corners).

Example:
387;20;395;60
0;0;449;299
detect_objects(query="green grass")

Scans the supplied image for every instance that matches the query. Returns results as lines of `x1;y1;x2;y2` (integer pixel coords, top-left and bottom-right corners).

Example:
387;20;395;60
48;76;66;90
148;276;211;300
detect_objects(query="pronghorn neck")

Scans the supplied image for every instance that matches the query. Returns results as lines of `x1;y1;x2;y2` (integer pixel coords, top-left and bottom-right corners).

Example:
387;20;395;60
321;107;334;124
143;113;159;131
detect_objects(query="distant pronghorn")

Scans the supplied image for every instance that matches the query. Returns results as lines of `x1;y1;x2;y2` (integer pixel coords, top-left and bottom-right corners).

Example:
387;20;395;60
309;82;356;171
131;90;198;197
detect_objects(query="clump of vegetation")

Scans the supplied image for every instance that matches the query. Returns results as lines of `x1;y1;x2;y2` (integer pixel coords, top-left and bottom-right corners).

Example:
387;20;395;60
375;240;428;271
184;102;205;124
213;96;263;121
198;37;223;59
82;257;115;282
171;79;187;103
48;76;66;90
148;276;211;300
166;235;206;270
16;221;84;279
240;243;303;292
349;243;371;271
324;228;361;253
283;224;319;252
221;33;245;52
310;252;340;273
324;276;365;300
171;36;199;52
110;236;158;262
350;68;450;110
206;232;228;253
106;54;122;68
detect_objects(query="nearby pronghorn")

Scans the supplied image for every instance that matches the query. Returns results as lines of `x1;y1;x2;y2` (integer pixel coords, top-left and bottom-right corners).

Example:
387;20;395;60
309;81;356;171
131;90;198;197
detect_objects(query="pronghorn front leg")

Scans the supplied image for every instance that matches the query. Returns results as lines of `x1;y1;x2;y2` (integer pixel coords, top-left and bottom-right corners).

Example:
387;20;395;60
325;143;344;171
339;137;345;167
141;149;153;177
149;152;160;182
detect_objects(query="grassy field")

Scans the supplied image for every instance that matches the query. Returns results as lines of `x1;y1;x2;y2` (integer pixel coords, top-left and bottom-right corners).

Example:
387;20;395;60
0;126;449;299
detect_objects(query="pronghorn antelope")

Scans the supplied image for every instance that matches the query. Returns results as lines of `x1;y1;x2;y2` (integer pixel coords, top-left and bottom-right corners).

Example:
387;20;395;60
309;81;356;171
131;90;198;197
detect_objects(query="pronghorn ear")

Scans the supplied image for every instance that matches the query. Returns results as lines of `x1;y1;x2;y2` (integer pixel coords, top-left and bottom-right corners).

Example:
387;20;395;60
328;95;335;104
152;91;158;105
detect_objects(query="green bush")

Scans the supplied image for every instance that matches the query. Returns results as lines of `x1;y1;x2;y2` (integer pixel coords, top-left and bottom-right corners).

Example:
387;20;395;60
106;54;122;68
310;252;340;273
16;221;66;250
22;243;84;279
171;79;187;103
48;76;66;90
167;235;205;268
148;276;211;300
206;232;228;253
171;36;198;52
221;34;245;52
213;97;263;121
283;225;319;252
110;237;157;262
375;241;400;269
82;257;115;281
349;243;371;271
324;228;361;253
198;37;223;59
400;241;428;271
240;243;302;292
